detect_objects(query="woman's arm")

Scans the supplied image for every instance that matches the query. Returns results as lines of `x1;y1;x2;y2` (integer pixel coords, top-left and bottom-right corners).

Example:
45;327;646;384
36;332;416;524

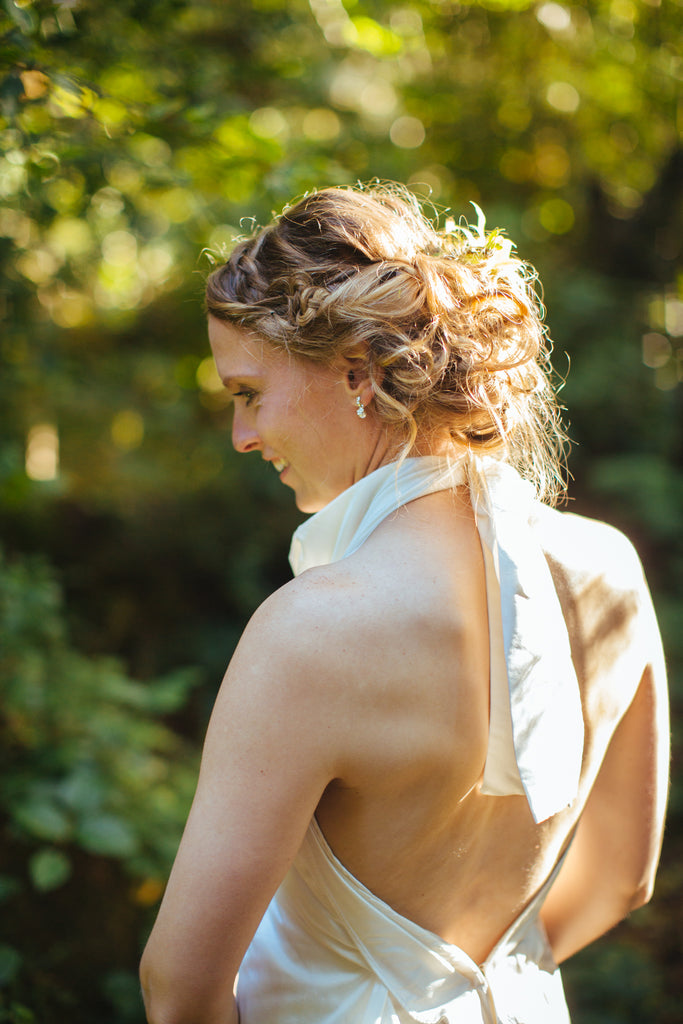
140;581;346;1024
540;598;669;963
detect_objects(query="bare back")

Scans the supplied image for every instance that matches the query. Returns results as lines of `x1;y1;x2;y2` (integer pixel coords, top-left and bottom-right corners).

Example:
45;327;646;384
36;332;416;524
310;489;664;963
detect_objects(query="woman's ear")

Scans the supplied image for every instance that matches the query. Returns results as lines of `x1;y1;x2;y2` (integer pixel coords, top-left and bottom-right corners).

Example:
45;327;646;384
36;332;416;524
339;344;379;390
345;362;363;391
342;358;376;411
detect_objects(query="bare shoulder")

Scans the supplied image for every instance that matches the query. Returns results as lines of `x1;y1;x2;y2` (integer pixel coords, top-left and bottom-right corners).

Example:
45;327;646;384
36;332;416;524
236;550;440;703
198;567;375;802
228;505;489;790
226;556;408;720
533;504;663;728
532;504;656;639
534;504;647;590
229;566;360;700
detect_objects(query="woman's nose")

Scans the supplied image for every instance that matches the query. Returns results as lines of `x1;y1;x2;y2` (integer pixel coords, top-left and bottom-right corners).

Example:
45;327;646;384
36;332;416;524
231;411;260;453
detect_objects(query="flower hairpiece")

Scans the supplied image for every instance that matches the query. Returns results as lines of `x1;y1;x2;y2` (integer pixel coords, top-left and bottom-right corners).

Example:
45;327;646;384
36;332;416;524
444;203;516;267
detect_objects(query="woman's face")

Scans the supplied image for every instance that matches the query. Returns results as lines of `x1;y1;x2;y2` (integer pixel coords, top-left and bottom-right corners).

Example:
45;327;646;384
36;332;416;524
208;317;386;513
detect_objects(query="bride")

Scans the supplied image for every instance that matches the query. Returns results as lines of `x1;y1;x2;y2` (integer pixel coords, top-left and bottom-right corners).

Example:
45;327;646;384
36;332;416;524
140;184;668;1024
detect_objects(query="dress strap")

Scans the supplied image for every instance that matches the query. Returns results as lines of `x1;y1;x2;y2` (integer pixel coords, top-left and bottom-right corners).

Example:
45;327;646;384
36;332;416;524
469;457;583;822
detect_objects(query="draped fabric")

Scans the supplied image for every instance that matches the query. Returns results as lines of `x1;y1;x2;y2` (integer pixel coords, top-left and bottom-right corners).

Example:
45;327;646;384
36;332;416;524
237;819;571;1024
237;455;583;1023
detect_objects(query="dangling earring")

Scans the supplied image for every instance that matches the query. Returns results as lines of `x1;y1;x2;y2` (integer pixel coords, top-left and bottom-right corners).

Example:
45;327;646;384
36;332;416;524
355;396;366;419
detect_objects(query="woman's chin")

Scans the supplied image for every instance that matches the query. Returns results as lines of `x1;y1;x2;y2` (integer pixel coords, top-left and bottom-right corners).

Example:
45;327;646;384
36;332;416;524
293;486;329;515
294;495;321;514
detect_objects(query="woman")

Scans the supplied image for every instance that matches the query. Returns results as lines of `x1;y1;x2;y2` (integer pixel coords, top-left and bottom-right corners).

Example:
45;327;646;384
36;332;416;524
140;185;669;1024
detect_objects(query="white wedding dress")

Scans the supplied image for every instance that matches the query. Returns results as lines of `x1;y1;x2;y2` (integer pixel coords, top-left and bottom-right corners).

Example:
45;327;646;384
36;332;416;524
236;456;584;1023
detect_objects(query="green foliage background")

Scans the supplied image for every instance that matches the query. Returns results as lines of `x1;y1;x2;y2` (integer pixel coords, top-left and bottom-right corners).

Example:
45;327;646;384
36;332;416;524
1;0;681;1020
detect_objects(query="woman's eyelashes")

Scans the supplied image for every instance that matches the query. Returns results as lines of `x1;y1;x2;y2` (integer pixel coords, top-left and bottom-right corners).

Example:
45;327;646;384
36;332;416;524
233;388;258;406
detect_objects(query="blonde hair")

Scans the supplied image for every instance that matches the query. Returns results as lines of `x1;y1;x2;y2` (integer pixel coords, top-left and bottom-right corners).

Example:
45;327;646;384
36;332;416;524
206;184;568;504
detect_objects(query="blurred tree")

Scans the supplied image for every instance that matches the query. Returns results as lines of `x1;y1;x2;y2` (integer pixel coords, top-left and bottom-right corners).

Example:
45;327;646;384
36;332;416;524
0;545;200;1020
1;0;681;1020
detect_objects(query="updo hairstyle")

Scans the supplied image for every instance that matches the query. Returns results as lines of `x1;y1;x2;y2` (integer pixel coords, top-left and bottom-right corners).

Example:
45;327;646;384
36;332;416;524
205;184;568;504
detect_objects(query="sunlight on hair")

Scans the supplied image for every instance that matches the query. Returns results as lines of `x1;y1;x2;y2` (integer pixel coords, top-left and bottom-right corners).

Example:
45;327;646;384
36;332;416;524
205;183;571;504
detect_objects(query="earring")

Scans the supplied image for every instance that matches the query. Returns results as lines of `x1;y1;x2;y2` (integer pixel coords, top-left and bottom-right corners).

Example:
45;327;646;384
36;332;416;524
355;396;366;419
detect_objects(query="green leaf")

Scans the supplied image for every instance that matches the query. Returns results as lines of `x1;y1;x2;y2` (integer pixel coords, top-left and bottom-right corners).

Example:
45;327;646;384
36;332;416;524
12;799;72;843
76;814;138;858
57;765;105;815
28;848;72;892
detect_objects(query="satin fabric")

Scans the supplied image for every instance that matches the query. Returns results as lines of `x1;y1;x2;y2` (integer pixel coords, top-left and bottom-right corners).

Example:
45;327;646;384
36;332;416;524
237;819;570;1024
237;455;582;1022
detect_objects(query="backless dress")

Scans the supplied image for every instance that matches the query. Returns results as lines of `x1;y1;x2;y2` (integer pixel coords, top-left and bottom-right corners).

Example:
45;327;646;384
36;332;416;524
236;455;584;1023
